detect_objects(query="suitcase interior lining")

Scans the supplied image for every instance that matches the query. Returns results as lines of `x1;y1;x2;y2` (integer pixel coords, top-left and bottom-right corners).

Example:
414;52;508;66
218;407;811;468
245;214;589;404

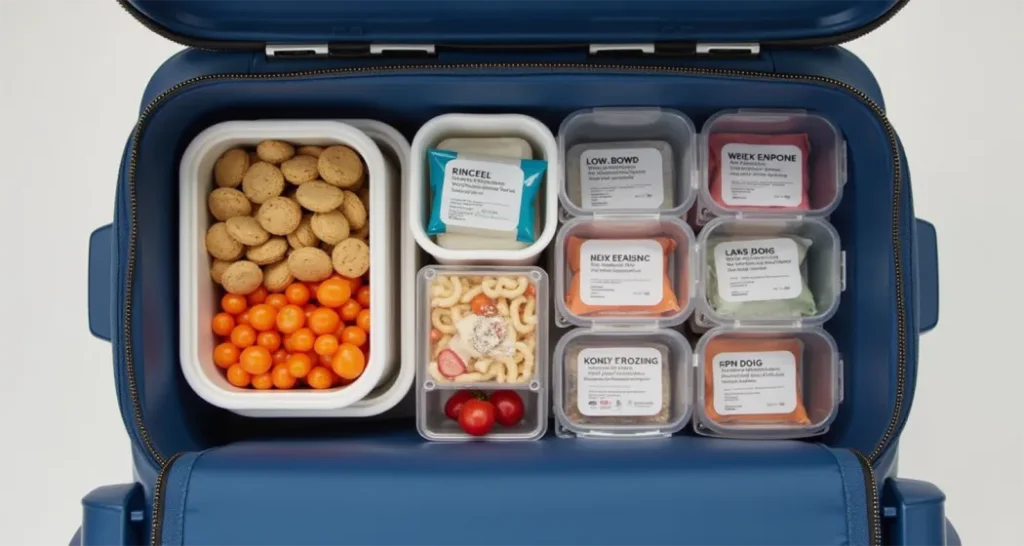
125;70;911;458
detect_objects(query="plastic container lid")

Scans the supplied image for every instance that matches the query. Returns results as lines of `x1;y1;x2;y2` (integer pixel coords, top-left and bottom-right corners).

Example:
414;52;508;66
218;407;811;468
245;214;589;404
558;107;697;218
554;328;692;438
696;216;842;327
554;215;696;328
698;109;847;220
693;327;842;439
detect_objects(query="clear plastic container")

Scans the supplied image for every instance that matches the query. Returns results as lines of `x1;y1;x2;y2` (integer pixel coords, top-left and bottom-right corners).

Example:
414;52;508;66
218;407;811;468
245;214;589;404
558;108;697;217
696;217;842;326
409;114;559;265
553;328;692;438
418;389;547;442
554;216;695;328
693;327;842;439
699;109;846;218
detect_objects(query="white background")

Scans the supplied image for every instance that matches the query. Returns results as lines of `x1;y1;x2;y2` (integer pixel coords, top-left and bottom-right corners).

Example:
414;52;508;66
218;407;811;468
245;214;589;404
1;1;1022;544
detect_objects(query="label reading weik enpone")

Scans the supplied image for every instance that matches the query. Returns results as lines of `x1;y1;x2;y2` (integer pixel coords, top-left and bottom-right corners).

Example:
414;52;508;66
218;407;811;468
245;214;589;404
712;351;797;415
577;347;663;417
713;238;800;302
721;143;802;207
439;158;524;231
580;148;664;209
580;239;663;307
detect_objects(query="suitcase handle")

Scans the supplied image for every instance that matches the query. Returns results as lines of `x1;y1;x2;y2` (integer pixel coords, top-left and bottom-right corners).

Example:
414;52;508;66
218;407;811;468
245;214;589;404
88;224;114;342
81;483;144;546
882;477;948;545
915;219;939;333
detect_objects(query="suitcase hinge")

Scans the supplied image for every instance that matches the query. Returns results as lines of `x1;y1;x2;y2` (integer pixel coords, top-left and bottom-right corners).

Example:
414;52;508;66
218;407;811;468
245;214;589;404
589;42;760;58
265;43;436;60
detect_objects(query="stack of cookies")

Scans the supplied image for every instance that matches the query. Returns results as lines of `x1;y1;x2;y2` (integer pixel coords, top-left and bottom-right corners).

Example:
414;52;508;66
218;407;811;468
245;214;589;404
205;139;371;295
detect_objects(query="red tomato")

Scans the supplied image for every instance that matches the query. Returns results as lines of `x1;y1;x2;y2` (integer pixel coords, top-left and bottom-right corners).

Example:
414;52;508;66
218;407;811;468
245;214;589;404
470;294;497;316
489;390;525;427
458;399;495;437
444;390;479;421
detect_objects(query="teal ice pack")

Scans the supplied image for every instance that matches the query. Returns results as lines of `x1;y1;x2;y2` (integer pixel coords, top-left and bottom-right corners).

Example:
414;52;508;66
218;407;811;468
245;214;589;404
426;148;547;244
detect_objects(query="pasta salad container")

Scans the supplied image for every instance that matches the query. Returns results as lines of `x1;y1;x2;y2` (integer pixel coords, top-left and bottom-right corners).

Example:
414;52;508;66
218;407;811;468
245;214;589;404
415;265;549;441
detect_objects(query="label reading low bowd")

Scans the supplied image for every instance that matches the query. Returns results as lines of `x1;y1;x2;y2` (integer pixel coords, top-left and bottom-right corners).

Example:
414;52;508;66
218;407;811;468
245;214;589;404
712;351;797;415
580;148;664;209
721;143;802;207
713;238;801;302
439;158;523;231
580;239;663;306
577;347;663;417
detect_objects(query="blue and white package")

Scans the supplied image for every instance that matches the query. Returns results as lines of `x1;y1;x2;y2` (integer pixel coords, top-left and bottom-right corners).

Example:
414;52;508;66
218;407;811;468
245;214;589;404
426;148;547;244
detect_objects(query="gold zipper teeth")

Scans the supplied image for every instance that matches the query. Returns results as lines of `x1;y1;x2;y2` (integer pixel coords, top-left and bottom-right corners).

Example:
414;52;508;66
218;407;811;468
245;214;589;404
123;64;907;474
148;452;183;546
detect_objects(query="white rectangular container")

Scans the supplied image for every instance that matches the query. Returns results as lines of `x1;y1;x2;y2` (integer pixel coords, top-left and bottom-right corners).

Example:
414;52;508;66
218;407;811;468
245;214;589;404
409;114;559;265
179;119;396;415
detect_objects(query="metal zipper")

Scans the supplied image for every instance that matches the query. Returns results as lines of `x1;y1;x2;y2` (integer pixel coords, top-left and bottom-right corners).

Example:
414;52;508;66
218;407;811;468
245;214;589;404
122;63;909;472
148;452;183;546
854;449;883;546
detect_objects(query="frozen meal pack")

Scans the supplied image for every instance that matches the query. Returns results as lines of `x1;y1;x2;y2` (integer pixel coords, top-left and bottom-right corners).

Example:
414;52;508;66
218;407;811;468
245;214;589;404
708;133;811;210
563;343;673;425
565;140;675;211
706;235;817;319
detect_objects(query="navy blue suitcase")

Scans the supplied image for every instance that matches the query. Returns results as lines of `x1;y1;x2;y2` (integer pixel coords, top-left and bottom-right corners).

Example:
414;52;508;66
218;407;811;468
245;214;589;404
80;1;955;544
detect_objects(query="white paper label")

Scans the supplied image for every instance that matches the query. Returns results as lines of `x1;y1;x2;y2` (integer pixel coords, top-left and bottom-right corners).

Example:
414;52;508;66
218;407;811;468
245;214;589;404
721;143;802;206
580;239;663;306
713;351;797;415
439;158;523;231
577;347;663;416
713;238;801;302
580;148;664;209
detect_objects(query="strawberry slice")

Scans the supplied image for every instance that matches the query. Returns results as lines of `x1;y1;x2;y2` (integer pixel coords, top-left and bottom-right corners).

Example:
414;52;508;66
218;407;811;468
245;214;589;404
437;349;467;378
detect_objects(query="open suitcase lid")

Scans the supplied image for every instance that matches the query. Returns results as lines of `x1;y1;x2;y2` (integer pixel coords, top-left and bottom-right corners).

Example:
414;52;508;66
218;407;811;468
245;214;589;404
119;0;907;57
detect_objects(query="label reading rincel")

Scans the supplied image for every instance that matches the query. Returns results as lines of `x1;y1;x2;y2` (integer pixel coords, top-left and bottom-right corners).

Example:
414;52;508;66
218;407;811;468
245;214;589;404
713;238;801;302
580;239;663;306
580;148;664;209
721;143;802;206
577;347;663;417
439;158;523;232
712;351;797;415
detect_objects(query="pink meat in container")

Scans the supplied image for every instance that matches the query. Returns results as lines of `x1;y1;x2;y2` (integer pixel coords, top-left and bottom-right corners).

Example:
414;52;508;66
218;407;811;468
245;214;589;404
179;119;401;416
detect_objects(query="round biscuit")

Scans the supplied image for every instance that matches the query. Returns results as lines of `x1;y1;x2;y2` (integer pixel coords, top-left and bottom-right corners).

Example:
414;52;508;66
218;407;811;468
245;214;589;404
296;146;324;158
246;237;289;265
205;222;245;261
331;238;370;278
214;148;250;188
295;181;344;213
210;259;233;284
310;210;351;245
352;223;370;241
256;196;302;236
262;261;294;292
339;190;368;230
208;188;252;221
242;162;285;204
225;216;270;246
256;140;295;164
317;145;364;188
287;216;319;249
280;154;320;184
221;261;263;295
287;247;334;282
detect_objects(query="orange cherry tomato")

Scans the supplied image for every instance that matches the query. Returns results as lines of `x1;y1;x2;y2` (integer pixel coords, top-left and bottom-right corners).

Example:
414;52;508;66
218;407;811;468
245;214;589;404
340;326;367;348
320;352;335;366
308;308;341;335
303;303;318;319
248;304;278;332
337;275;362;293
236;310;250;326
211;312;235;337
339;300;362;323
213;342;239;369
286;353;312;379
276;305;306;334
221;294;247;315
265;294;288;310
272;348;289;366
271;364;296;389
355;286;371;308
470;294;497;316
239;346;273;375
332;343;366;380
226;364;251;388
307;282;321;298
230;324;256;348
314;334;340;356
257;331;281;352
285;283;311;306
306;366;334;390
251;372;273;390
356;309;370;332
316;278;352;308
247;286;269;306
290;328;315;352
429;328;442;343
